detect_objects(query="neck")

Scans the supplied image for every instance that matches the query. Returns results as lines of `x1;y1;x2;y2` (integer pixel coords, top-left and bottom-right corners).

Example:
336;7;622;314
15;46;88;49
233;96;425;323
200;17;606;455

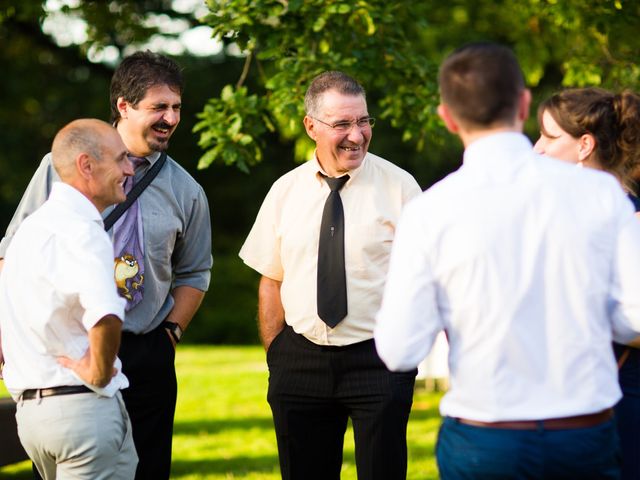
116;122;152;157
63;179;105;212
459;124;522;148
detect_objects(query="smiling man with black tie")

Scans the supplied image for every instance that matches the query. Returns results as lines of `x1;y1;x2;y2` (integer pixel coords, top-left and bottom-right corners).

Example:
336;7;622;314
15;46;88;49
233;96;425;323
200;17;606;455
240;71;421;480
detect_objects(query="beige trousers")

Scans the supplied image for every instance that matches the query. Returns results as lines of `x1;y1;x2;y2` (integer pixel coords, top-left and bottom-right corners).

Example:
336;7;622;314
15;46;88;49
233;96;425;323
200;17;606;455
16;390;137;480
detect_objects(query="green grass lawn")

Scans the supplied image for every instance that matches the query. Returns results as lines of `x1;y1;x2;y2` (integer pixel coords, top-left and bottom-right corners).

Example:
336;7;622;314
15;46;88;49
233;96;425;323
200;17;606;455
0;346;444;479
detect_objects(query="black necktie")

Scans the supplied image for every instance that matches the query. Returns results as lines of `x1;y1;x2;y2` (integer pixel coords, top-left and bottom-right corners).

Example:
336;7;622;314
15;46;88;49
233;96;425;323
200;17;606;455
317;175;349;327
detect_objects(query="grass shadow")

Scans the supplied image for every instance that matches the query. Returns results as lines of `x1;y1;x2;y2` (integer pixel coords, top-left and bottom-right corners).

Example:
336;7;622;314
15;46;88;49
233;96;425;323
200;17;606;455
171;453;280;476
173;416;274;435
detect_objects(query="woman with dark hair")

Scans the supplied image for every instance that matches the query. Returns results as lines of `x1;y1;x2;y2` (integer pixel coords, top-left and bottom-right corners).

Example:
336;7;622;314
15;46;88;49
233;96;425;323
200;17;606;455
535;87;640;479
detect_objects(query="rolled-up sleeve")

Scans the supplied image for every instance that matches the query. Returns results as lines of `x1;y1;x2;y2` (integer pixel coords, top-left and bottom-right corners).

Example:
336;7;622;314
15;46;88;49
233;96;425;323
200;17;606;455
172;185;212;291
57;230;126;330
238;183;284;281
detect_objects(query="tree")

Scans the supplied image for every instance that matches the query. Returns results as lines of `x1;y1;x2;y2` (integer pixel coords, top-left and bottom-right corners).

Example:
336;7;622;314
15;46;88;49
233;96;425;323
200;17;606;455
195;0;640;172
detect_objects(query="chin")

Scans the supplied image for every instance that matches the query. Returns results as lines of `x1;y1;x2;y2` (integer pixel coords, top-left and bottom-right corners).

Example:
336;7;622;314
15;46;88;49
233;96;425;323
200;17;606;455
148;140;169;152
341;157;365;170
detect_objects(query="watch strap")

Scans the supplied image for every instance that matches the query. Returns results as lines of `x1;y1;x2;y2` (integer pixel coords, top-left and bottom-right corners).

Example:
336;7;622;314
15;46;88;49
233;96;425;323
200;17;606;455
162;321;182;343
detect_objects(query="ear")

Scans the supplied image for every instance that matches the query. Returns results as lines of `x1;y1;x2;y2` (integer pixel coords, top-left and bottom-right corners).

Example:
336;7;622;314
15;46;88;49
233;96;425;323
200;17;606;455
437;104;459;134
76;152;93;180
578;133;596;162
117;96;129;120
303;115;317;141
517;89;532;123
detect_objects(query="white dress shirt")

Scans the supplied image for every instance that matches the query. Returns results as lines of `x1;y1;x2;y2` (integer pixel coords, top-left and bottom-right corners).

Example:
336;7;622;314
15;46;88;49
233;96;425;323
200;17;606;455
375;132;640;421
240;152;421;345
0;182;128;400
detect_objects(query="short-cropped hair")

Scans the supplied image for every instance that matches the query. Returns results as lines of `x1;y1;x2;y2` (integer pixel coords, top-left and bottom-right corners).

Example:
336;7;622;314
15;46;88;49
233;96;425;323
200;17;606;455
304;71;366;116
439;43;525;129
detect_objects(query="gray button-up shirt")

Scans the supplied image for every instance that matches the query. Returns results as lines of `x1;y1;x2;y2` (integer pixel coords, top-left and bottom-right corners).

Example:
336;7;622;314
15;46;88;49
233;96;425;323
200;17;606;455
0;151;212;334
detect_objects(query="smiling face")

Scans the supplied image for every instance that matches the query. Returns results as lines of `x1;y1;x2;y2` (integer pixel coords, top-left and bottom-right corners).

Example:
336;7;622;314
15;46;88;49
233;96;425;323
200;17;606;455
116;83;181;157
90;129;133;211
303;90;371;176
533;109;583;164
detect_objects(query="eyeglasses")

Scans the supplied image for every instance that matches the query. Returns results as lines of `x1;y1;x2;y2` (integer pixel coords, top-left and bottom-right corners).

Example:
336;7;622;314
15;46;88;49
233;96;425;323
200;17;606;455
311;116;376;132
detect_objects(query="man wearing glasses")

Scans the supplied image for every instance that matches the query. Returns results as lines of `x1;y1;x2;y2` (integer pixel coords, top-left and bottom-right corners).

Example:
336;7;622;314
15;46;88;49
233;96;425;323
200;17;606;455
240;71;421;480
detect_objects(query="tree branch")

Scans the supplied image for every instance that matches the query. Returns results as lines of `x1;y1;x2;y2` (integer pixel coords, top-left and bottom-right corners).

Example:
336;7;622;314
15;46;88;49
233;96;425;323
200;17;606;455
236;50;253;89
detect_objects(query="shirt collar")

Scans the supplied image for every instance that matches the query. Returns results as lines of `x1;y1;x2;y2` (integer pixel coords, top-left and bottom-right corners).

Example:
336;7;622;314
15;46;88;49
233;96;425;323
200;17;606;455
49;182;103;226
312;151;368;186
145;151;162;166
463;132;533;168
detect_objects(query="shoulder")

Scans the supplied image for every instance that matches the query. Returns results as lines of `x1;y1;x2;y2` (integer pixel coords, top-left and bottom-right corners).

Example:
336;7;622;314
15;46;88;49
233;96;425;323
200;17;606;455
157;155;208;205
23;202;110;256
364;152;418;184
267;160;316;198
360;152;421;202
163;155;206;192
275;159;315;184
536;152;622;196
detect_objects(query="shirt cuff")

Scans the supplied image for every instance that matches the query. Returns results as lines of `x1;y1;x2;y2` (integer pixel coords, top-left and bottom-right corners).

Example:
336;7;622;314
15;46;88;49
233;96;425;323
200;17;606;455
82;299;126;331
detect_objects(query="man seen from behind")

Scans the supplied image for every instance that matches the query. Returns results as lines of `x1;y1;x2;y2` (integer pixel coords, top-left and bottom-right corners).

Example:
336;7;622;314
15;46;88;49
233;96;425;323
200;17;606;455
375;43;640;479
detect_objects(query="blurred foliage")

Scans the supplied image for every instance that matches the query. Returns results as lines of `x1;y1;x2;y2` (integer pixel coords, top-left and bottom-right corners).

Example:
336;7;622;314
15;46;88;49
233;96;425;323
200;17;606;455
197;0;640;170
0;0;200;55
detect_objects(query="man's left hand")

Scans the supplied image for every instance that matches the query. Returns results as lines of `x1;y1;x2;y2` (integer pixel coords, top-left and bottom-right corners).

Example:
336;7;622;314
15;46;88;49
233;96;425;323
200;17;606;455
58;351;117;388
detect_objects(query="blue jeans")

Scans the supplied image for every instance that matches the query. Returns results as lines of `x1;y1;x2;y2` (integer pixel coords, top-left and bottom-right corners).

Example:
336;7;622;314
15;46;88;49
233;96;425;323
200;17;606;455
436;416;621;479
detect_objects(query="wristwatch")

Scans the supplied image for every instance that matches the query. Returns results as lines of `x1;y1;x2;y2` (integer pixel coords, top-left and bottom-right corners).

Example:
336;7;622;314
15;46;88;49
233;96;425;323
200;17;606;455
163;321;183;343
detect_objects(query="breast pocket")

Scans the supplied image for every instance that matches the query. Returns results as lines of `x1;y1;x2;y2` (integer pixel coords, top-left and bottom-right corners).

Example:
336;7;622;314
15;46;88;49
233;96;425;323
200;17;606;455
347;221;395;278
145;209;181;278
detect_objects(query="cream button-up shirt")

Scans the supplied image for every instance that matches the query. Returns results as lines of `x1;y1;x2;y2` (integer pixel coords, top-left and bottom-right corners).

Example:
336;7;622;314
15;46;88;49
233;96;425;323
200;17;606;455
240;152;421;346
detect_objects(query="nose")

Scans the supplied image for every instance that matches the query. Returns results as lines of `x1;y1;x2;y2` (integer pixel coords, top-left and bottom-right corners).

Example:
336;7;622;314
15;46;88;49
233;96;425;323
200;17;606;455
346;124;365;142
533;137;545;154
163;108;180;126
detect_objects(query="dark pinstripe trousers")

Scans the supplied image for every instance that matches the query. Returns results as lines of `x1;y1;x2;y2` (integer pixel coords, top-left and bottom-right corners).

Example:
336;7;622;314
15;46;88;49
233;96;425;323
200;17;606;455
267;325;416;480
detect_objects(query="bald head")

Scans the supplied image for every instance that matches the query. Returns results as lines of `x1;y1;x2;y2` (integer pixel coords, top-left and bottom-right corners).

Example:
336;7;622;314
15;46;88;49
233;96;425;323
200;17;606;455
50;118;132;212
51;119;118;181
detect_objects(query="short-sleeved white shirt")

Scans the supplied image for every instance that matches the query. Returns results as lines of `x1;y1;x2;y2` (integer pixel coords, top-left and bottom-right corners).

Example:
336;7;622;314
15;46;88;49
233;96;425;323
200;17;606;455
0;182;128;400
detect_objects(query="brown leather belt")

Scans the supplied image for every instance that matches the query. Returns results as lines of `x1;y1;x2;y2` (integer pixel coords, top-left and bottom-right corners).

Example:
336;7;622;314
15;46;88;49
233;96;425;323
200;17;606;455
457;408;613;430
21;385;92;400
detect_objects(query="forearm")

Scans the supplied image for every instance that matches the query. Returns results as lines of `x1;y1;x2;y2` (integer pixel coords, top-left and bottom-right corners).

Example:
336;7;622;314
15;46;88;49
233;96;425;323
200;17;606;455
167;285;205;332
258;276;285;350
87;315;122;387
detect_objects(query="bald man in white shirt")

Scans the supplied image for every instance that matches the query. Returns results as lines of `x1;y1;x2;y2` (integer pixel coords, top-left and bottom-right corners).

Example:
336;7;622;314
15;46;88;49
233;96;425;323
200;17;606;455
375;43;640;479
0;119;137;479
